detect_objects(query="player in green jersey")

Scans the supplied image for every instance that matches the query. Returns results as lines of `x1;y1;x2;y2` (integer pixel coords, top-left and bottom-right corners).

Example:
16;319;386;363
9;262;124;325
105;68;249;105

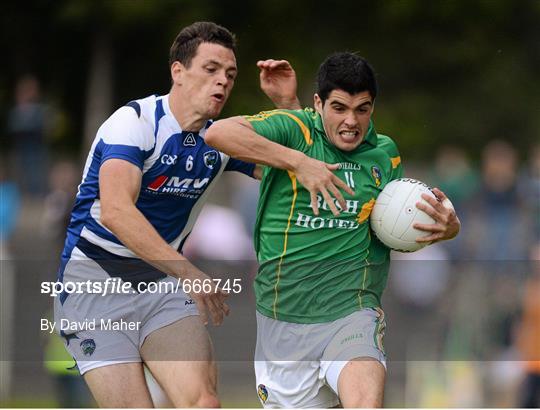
206;52;460;408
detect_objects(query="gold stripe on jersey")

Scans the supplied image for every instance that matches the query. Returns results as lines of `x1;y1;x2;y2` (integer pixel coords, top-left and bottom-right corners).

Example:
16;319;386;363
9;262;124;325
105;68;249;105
358;231;372;307
391;156;401;169
247;111;312;145
357;198;376;224
273;171;298;318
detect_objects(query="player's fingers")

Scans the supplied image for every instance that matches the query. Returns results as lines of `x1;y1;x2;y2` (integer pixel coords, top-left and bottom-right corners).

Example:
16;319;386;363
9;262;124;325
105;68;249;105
327;183;346;211
206;295;224;326
260;59;276;69
326;163;340;170
421;193;444;211
416;200;440;221
222;301;231;316
331;174;355;196
218;288;230;300
194;296;209;326
413;223;445;232
216;290;229;308
416;233;441;243
270;60;291;70
214;296;229;319
321;187;340;216
310;191;319;216
432;187;448;201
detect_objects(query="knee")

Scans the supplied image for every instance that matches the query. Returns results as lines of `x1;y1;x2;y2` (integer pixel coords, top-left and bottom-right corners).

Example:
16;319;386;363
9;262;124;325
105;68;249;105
194;393;220;408
174;392;220;408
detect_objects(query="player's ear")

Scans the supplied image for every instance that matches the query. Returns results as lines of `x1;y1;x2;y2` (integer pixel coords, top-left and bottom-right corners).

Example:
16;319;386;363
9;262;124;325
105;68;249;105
170;61;185;86
314;94;323;115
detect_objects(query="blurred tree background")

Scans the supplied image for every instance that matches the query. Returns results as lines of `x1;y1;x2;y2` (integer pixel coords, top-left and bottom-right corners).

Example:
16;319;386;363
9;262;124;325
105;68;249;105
1;0;538;161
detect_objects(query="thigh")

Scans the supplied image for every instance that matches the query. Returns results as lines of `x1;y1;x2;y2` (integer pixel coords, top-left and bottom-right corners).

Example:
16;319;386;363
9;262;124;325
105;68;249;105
141;316;218;408
54;291;141;375
337;358;385;408
254;312;339;408
84;362;153;408
321;308;387;406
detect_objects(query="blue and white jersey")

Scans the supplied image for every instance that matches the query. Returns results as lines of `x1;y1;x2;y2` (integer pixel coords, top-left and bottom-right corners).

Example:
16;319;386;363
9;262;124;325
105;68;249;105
58;94;254;284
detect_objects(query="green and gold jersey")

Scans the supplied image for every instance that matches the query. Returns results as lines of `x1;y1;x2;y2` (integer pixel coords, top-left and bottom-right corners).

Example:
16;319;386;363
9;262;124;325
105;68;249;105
246;108;403;324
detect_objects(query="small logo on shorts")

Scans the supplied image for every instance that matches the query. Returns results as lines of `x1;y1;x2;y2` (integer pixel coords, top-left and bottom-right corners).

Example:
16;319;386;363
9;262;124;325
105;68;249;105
185;299;194;306
340;333;364;345
257;384;268;403
80;339;96;356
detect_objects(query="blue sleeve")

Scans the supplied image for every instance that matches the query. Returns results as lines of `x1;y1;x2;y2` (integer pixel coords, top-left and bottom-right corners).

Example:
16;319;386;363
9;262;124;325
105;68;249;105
96;105;155;170
100;142;149;170
224;158;256;178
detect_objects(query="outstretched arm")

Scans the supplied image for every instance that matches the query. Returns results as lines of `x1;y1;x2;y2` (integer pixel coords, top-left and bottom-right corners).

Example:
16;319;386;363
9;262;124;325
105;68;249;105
258;59;302;110
205;117;353;216
99;159;229;325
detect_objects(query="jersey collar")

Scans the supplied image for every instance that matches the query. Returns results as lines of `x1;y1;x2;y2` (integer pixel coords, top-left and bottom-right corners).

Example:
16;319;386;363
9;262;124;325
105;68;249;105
163;94;212;136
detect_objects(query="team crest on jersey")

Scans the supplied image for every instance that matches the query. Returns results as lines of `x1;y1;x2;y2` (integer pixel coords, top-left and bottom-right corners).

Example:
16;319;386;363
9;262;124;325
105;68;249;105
80;339;96;356
257;384;268;403
203;150;218;169
371;166;382;187
183;133;197;147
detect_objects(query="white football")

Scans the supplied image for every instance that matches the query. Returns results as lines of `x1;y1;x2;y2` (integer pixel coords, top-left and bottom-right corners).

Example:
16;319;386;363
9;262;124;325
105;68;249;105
370;178;436;252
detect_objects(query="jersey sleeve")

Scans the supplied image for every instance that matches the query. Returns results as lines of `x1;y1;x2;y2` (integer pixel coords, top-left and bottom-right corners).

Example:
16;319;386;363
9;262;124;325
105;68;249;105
96;106;155;170
377;134;403;181
243;109;311;150
224;157;256;177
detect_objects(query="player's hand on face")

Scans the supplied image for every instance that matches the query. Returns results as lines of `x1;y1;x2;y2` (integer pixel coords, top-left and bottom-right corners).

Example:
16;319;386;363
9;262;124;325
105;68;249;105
293;155;355;217
184;268;230;326
413;187;460;243
258;59;301;110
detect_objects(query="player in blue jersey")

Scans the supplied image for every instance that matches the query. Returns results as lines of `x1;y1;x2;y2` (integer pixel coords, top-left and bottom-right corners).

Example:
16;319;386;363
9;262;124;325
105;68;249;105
54;22;304;407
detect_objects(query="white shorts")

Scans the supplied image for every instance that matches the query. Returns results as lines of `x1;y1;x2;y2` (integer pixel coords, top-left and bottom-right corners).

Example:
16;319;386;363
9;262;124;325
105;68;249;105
54;255;198;375
254;308;386;408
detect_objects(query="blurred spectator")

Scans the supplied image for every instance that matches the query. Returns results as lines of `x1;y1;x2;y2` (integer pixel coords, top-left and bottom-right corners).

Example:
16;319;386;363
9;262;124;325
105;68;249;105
40;160;79;246
390;244;451;309
0;162;20;244
0;161;20;401
467;140;530;261
431;145;479;212
519;144;540;238
183;203;255;261
7;75;51;197
387;244;451;361
183;204;257;299
230;171;260;235
429;145;478;260
515;242;540;408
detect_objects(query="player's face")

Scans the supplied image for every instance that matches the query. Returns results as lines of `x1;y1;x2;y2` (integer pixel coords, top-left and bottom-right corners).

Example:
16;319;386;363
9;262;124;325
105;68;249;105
314;90;374;151
174;42;237;119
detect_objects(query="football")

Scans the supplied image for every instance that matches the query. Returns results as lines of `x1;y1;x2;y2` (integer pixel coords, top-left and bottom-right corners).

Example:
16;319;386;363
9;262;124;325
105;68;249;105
370;178;436;252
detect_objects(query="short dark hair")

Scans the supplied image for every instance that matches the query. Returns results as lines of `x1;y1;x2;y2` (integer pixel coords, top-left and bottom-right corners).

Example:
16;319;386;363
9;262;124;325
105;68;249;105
316;52;377;103
169;21;236;68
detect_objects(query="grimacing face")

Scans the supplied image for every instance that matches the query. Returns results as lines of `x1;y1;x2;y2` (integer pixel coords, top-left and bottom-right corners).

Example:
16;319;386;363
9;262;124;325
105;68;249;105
171;42;237;120
314;89;374;151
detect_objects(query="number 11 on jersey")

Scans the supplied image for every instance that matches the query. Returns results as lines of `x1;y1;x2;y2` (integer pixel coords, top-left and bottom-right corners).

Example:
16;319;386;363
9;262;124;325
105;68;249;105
344;171;355;189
